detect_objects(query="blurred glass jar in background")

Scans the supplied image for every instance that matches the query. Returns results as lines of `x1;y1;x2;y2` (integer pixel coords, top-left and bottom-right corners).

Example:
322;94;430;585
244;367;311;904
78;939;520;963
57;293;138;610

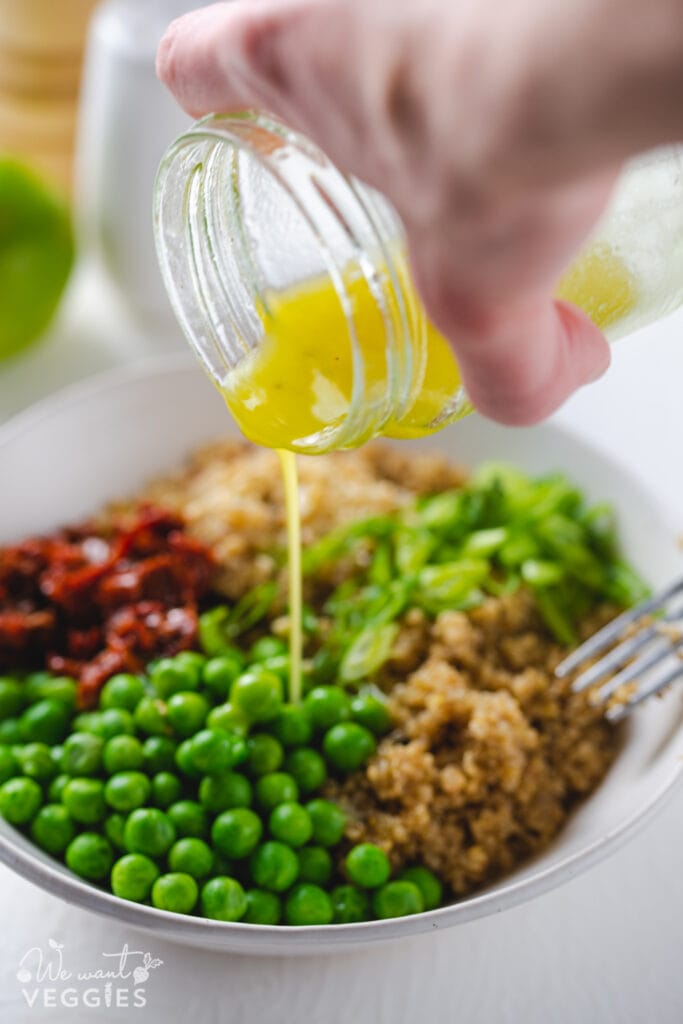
76;0;199;328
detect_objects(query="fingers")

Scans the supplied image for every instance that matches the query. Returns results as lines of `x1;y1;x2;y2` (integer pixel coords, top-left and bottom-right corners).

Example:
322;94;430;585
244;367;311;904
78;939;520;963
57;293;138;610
424;290;611;425
157;1;318;121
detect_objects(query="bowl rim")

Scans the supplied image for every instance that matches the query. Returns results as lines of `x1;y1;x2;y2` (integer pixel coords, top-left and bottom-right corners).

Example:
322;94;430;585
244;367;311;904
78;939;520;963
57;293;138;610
0;354;681;951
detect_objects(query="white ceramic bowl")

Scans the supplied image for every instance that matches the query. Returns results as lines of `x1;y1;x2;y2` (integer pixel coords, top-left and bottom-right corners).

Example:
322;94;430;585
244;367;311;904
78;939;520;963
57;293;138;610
1;357;682;955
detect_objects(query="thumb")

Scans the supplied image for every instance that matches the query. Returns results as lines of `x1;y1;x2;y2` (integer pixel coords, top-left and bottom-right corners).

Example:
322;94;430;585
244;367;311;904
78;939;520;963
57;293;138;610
413;271;611;425
156;0;320;121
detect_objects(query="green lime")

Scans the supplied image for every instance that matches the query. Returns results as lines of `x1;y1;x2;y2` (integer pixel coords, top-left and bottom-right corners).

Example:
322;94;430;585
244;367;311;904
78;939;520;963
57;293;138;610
0;159;74;360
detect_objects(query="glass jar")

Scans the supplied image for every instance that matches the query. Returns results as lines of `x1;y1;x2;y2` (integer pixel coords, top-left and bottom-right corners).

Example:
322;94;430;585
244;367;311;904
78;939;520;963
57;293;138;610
154;111;683;454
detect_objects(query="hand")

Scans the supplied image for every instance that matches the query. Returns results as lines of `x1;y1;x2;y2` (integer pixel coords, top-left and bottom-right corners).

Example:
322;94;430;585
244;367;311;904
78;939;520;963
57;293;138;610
157;0;683;424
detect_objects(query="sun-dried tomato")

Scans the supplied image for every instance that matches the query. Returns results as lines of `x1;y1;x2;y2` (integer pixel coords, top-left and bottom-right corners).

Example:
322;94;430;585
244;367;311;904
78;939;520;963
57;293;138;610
0;505;215;706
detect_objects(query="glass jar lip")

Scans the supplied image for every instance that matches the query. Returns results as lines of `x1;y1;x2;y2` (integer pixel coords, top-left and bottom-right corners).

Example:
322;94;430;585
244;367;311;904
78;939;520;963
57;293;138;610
154;111;419;453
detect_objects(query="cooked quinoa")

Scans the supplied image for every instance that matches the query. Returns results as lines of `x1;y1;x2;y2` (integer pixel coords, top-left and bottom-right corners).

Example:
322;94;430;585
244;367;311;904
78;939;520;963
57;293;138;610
140;440;619;899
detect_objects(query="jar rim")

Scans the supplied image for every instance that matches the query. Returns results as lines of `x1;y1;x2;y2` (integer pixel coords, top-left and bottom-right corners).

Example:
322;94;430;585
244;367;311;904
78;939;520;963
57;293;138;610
154;111;419;452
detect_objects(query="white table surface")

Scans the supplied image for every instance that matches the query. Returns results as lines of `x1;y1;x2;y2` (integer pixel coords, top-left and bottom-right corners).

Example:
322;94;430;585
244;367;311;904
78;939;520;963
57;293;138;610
0;265;682;1024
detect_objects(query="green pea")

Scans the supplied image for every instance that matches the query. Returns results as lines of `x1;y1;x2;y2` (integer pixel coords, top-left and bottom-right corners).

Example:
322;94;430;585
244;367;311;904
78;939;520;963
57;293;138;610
103;735;144;774
350;691;392;736
243;889;281;925
63;778;106;823
322;722;376;774
23;671;53;703
168;837;214;879
372;880;424;919
33;676;77;709
134;698;171;737
398;866;443;911
206;703;250;737
100;674;146;712
48;773;70;802
15;742;56;781
61;732;104;775
72;712;100;734
0;776;42;824
203;654;245;701
271;705;312;748
245;733;284;777
142;736;177;773
285;748;327;793
151;872;198;914
297;846;333;886
167;800;207;839
230;668;283;723
174;651;207;686
167;691;209;737
211;808;263;859
345;844;391;888
201;876;247;921
150;657;200;698
250;636;288;662
331;884;370;923
249;842;299;893
96;709;135;739
111;853;160;902
151;771;182;808
305;799;347;847
30;804;75;855
260;655;291;684
198;772;252;812
188;729;247;775
66;833;113;880
284;884;333;926
0;677;26;719
303;686;351;732
123;808;176;857
268;802;313;848
0;744;18;784
255;772;299;810
105;813;127;851
104;772;151;813
19;698;70;745
175;739;201;778
0;718;22;744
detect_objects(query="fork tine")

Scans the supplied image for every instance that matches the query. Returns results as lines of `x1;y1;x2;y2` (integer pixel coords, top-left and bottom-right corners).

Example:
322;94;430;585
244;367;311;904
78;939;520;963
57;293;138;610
570;624;658;693
555;577;683;679
594;633;683;702
605;658;683;722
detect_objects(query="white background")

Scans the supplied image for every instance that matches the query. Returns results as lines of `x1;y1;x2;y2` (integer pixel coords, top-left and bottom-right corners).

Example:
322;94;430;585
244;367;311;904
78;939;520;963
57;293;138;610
0;267;682;1023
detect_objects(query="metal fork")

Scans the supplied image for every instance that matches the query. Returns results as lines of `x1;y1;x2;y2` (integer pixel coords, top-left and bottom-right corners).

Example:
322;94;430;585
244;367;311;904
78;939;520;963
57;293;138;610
555;578;683;722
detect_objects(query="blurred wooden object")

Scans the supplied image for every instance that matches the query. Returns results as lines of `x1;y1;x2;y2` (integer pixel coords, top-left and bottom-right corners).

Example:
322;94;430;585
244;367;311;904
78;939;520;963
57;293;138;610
0;0;99;194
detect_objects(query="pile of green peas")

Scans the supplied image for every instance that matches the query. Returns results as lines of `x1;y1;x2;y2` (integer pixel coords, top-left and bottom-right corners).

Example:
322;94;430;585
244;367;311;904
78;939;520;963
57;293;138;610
0;622;442;925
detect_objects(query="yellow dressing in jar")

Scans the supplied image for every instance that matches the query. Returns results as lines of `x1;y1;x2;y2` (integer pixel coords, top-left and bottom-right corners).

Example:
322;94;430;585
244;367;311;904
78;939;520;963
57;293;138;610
221;244;637;452
221;271;463;451
556;242;638;330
